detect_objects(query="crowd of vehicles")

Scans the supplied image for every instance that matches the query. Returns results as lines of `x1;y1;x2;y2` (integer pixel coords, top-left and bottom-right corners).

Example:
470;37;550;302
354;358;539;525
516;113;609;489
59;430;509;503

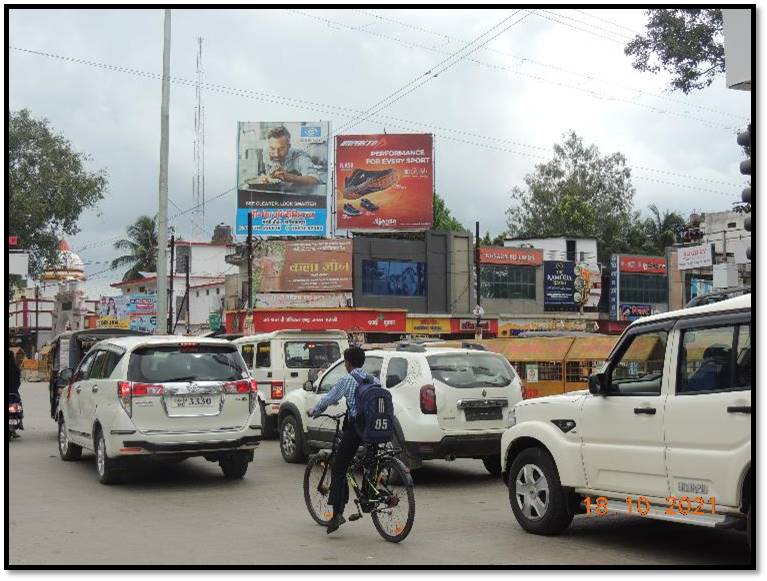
22;293;751;548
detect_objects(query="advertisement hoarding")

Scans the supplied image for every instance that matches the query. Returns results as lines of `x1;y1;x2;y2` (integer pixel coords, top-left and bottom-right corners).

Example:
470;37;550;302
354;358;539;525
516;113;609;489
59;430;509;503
619;255;667;274
255;292;353;309
236;122;329;237
335;134;433;231
251;240;352;297
98;294;158;332
609;255;619;321
406;317;452;335
678;244;713;270
619;303;653;322
227;309;407;334
479;247;543;266
544;261;601;310
690;278;713;298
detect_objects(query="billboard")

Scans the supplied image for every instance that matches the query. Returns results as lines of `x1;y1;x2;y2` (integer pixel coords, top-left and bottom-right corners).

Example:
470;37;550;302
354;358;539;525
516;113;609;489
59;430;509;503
97;294;158;332
543;261;601;310
619;255;667;274
255;292;353;309
335;134;433;231
236;122;329;237
251;239;352;296
620;303;653;322
678;244;713;270
227;309;407;334
479;247;543;266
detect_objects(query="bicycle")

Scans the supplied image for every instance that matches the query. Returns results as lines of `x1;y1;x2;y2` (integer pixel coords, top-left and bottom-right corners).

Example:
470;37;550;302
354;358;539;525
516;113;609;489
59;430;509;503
303;412;415;543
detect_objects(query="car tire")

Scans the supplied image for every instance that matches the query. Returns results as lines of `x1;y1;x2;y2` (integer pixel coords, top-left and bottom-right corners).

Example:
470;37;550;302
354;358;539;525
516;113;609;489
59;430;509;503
260;402;278;440
58;417;82;461
280;415;307;463
482;454;502;477
220;451;250;479
508;446;573;535
95;428;120;485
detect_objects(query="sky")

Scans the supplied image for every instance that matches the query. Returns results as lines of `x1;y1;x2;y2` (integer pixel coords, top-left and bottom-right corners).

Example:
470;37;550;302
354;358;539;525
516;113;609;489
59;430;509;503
8;7;751;298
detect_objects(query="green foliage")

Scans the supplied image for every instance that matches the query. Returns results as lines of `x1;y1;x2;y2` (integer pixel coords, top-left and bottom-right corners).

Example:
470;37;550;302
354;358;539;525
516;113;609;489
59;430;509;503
433;193;468;233
625;9;724;94
9;109;107;276
642;204;687;255
111;215;158;280
505;131;635;260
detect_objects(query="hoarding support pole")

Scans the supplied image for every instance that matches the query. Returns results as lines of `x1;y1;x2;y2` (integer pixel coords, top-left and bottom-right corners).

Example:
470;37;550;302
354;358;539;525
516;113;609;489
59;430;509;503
475;221;482;340
185;255;191;335
167;234;175;334
156;8;172;335
247;211;253;311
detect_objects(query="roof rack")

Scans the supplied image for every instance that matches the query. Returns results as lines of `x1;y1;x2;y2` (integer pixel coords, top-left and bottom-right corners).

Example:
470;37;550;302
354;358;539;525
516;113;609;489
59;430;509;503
396;342;427;353
461;342;487;351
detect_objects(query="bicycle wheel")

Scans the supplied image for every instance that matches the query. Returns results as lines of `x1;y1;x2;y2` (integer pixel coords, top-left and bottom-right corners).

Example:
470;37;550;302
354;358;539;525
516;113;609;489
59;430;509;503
304;453;334;526
370;457;415;543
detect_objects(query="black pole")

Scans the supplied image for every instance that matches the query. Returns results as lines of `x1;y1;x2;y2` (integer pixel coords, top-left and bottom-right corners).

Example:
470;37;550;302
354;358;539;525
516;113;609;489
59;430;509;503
185;255;191;334
167;235;175;334
247;211;253;310
34;285;39;354
475;221;482;339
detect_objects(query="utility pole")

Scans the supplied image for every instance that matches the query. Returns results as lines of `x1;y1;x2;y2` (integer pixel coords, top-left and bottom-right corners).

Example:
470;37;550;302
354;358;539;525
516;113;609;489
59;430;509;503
34;285;39;354
247;211;254;310
474;221;483;340
156;8;172;335
185;255;191;334
167;234;175;333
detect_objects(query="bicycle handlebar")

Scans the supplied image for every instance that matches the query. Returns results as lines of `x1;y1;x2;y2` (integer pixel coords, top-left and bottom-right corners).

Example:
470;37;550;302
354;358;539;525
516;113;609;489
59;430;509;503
315;412;347;421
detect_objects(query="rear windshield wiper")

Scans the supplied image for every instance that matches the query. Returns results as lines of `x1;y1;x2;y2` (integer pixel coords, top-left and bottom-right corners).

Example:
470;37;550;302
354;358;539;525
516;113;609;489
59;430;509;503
159;376;198;383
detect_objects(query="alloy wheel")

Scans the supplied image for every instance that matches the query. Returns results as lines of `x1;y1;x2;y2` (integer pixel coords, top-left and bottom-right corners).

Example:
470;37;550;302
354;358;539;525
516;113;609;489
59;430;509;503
282;421;297;456
514;463;550;521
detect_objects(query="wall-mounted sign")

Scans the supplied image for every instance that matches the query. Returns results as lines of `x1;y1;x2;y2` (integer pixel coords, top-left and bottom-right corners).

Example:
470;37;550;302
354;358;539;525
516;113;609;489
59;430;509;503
678;244;713;270
526;364;539;384
609;255;619;321
406;317;452;335
479;247;543;266
619;303;653;322
226;309;407;334
619;255;667;275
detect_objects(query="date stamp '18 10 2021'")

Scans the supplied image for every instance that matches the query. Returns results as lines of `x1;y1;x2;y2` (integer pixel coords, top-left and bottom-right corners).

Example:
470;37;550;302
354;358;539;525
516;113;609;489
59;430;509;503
584;496;718;517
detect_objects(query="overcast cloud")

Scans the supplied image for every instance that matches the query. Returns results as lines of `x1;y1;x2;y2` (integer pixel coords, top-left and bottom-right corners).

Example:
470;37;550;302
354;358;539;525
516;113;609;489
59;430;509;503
8;7;751;297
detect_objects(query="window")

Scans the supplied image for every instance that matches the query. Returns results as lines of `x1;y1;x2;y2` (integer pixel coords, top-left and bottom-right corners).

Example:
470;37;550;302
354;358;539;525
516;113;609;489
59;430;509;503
284;341;341;369
139;286;146;293
678;324;750;394
74;351;99;381
316;356;384;394
255;342;271;368
216;288;220;295
427;353;514;388
361;259;426;296
620;274;668;304
241;344;255;368
608;330;668;395
385;357;408;388
566;240;576;262
86;350;110;379
196;291;200;298
481;265;536;300
538;362;562;381
91;350;124;379
363;357;383;380
128;345;247;383
206;289;210;296
728;222;737;228
566;361;607;383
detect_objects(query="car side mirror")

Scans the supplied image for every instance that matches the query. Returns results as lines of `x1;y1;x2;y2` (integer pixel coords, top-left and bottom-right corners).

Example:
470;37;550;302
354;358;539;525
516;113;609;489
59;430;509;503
307;369;320;383
303;380;315;392
588;372;608;396
57;368;73;386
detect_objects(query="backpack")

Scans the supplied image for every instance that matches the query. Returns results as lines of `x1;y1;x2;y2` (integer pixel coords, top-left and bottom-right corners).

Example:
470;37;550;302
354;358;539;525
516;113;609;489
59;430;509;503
353;374;395;444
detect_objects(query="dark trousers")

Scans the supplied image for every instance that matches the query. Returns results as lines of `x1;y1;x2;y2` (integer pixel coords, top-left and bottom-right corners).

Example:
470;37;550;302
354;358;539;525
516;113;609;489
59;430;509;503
328;422;361;516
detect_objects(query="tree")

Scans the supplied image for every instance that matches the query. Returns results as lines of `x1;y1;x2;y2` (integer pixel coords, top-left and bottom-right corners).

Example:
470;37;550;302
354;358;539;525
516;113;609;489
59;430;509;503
505;131;635;261
433;193;468;233
9;109;107;277
624;9;724;94
642;204;687;255
111;215;158;281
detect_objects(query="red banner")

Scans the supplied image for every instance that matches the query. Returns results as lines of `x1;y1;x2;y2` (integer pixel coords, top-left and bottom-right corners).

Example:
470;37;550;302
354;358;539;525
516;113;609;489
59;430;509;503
480;247;543;266
226;309;407;334
450;319;499;335
335;134;433;231
619;255;667;275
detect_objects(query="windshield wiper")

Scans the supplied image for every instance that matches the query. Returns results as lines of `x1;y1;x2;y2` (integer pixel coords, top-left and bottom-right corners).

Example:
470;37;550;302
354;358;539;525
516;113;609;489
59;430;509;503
160;376;197;383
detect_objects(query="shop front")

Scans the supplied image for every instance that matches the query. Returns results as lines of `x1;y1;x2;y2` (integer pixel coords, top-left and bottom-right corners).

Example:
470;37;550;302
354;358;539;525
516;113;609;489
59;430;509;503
405;315;499;338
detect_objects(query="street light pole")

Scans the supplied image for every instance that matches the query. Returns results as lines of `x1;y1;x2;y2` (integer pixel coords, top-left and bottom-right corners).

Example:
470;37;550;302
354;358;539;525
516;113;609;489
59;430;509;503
156;8;172;335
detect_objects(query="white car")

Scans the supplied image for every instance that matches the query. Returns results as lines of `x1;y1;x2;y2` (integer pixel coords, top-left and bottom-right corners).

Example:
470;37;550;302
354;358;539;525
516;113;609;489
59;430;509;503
55;336;262;484
501;294;752;547
232;331;349;439
278;343;523;475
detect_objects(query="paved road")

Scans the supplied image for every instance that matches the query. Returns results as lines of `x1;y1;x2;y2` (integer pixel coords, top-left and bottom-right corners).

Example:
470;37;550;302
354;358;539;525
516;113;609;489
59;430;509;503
9;382;751;567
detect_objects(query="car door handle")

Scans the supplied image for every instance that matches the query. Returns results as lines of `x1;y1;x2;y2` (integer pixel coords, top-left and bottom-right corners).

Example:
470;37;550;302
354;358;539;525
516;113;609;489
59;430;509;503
290;372;299;378
727;406;751;414
91;386;99;393
634;407;656;415
75;387;82;393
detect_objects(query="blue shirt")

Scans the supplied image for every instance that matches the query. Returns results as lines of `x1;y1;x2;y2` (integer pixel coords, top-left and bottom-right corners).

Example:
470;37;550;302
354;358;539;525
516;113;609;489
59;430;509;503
268;149;324;184
312;368;372;419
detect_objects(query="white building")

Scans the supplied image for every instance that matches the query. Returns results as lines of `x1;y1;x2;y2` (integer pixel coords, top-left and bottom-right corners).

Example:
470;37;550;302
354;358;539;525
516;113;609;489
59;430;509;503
700;210;751;265
504;237;599;263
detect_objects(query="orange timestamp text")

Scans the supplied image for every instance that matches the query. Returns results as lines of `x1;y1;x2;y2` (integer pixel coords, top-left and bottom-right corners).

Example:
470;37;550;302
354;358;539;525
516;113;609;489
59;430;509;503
584;495;717;516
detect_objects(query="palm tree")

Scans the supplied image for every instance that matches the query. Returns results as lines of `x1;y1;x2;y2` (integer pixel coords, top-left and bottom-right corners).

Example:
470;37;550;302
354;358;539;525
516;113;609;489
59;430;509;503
111;215;158;280
644;204;687;255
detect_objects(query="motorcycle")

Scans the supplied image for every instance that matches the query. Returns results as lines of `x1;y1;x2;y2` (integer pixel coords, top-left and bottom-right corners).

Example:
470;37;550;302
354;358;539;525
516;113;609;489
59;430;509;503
8;393;24;439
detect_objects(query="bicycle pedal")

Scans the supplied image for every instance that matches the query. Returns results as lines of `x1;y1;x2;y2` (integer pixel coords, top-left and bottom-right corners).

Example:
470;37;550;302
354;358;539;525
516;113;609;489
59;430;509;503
348;514;362;522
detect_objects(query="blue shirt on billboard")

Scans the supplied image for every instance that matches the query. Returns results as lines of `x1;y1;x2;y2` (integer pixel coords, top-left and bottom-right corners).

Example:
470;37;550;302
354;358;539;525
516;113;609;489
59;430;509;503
268;148;324;184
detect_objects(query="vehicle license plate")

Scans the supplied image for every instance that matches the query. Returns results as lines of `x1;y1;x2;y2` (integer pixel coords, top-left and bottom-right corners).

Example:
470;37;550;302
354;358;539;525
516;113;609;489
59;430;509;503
464;407;503;421
170;395;214;409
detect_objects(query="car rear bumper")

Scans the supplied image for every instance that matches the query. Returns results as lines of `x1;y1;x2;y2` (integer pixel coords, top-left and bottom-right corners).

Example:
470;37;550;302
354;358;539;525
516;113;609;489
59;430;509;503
405;433;502;460
121;435;261;453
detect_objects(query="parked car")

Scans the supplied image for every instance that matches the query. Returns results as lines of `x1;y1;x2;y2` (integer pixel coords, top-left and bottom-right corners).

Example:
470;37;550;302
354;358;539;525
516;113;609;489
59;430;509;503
501;294;752;547
685;286;750;308
55;336;261;484
47;329;151;420
232;330;349;439
278;343;523;475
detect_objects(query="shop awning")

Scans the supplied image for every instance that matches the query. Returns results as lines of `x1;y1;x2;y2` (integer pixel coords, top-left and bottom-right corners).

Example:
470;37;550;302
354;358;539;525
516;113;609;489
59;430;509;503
565;336;619;361
485;337;575;362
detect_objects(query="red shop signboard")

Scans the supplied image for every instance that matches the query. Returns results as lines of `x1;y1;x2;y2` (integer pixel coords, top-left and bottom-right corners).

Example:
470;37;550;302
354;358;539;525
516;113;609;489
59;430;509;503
451;318;499;335
226;309;407;334
619;255;667;275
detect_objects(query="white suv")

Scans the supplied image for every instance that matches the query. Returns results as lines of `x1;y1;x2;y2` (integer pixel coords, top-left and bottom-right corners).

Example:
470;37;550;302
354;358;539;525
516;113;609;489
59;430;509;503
501;294;752;547
278;343;523;475
55;336;262;484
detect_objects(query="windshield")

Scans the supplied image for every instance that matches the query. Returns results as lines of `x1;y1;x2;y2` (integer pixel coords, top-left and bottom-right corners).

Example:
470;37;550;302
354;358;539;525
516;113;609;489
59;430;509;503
284;341;341;369
427;353;516;388
128;345;248;383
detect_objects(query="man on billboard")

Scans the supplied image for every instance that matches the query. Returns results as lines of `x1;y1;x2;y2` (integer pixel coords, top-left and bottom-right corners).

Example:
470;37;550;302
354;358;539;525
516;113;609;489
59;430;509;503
250;126;323;187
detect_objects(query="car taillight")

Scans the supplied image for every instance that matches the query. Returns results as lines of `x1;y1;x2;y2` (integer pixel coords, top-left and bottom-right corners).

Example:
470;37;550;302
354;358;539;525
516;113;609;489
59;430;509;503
223;379;251;394
522;386;539;399
118;381;132;417
271;381;284;399
420;384;437;414
131;383;165;397
118;381;165;417
249;379;258;413
8;404;21;413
